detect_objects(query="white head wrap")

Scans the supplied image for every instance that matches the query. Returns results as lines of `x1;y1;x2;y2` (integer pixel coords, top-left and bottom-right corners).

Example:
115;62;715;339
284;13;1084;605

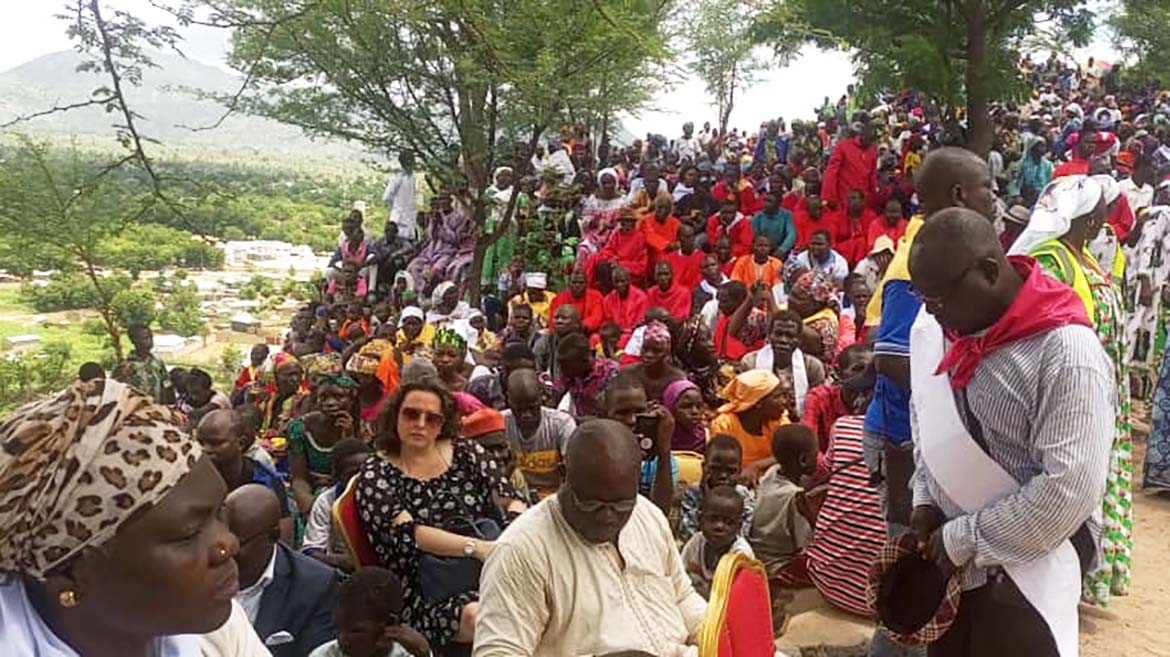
1008;175;1103;256
399;306;425;325
597;167;619;186
525;272;548;289
1091;174;1121;205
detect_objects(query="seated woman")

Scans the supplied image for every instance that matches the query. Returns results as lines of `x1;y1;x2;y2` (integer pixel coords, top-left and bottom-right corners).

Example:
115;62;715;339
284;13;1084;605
287;374;360;516
0;379;267;655
710;369;792;483
787;270;841;365
620;320;686;403
432;327;474;392
344;339;399;440
407;191;475;294
394;307;435;365
740;310;827;417
355;379;527;649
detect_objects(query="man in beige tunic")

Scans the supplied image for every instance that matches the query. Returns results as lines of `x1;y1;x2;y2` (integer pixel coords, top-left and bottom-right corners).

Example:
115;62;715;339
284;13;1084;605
474;419;706;657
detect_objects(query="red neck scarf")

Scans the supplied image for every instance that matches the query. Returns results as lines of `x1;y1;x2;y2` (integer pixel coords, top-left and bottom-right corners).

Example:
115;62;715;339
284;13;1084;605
935;256;1092;388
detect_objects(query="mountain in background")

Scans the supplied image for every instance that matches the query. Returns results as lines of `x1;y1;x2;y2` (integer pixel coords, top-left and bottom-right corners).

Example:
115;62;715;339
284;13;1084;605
0;49;364;161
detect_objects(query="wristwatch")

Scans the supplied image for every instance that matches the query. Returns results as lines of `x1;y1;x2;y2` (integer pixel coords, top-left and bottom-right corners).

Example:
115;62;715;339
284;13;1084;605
463;539;477;558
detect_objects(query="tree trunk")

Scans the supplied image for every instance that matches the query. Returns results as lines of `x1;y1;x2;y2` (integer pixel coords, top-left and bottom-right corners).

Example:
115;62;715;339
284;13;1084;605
720;63;738;136
82;257;123;361
965;0;991;158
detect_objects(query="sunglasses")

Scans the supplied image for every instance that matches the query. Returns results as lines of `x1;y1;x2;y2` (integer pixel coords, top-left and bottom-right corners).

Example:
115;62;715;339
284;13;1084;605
400;406;445;428
567;486;636;515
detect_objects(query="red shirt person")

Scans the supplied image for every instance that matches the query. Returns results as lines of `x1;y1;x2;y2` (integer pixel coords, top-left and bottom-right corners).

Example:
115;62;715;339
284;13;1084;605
866;197;909;252
711;167;760;216
706;196;754;258
822;124;878;210
603;265;649;342
793;194;841;252
646;261;692;321
597;208;648;285
639;196;681;270
834;189;877;266
549;268;604;334
663;223;705;289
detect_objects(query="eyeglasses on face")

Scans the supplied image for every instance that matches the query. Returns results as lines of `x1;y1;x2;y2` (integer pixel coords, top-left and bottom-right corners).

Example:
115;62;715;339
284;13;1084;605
400;406;445;428
567;486;636;515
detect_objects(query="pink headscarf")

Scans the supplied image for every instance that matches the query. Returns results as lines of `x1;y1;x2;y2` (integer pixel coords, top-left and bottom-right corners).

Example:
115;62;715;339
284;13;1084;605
663;378;705;452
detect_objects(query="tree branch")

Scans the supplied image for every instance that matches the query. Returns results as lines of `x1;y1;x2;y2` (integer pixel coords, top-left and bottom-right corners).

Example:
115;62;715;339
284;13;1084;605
0;96;116;129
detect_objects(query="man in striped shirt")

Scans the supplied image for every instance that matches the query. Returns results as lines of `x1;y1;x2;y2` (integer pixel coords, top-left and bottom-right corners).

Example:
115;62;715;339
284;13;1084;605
906;208;1112;657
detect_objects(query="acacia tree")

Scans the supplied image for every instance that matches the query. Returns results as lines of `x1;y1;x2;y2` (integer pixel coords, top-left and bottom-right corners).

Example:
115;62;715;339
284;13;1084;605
686;0;773;134
753;0;1094;156
190;0;672;303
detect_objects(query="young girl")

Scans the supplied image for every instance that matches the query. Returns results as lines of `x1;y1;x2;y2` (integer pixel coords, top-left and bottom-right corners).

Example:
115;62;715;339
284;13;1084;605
308;567;430;657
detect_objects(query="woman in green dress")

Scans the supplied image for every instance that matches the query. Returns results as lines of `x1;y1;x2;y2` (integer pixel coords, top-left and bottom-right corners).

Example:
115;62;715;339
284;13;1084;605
1011;175;1133;606
287;373;360;516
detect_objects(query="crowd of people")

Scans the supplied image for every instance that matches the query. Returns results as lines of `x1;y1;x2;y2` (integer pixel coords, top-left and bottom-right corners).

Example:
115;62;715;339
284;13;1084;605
1;52;1167;657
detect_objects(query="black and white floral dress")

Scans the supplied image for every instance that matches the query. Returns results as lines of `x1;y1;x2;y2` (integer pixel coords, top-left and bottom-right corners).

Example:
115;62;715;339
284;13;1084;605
356;439;515;645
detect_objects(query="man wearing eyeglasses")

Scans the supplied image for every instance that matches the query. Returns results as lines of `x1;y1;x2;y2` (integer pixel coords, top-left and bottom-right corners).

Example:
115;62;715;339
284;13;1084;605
473;420;706;657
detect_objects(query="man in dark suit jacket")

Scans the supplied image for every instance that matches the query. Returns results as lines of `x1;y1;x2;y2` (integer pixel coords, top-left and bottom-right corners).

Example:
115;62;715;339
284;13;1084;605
227;483;340;657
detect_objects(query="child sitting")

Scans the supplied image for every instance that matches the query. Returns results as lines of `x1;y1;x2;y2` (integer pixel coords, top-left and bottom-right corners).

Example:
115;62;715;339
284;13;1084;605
748;424;818;585
303;438;372;573
675;434;756;544
681;485;755;599
308;567;430;657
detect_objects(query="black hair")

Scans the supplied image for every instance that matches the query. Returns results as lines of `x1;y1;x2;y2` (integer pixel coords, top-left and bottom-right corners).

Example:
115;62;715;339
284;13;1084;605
512;303;533;317
707;433;743;458
501;341;537;363
703;484;744;514
78;362;105;382
771;309;804;330
338;566;404;622
187;367;213;389
331;437;372;477
838;343;873;370
771;424;817;465
608;369;646;395
556;332;592;357
811;228;833;243
375;378;461;454
721;280;748;303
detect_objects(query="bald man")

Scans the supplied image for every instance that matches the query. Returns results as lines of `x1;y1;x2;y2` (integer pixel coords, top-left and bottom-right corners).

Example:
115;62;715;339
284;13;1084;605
474;420;705;657
906;208;1112;657
227;484;340;656
502;369;577;497
862;148;996;657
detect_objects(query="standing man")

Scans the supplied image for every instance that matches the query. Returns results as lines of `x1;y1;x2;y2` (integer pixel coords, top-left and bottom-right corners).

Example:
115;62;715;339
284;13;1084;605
474;420;705;657
823;122;878;210
118;323;170;403
862;148;994;657
906;208;1111;657
676;121;701;163
382;151;418;243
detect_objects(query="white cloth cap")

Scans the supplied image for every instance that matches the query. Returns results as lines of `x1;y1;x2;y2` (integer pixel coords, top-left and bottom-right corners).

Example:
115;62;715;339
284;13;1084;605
1091;174;1121;205
1009;175;1103;256
525;272;548;289
399;306;424;325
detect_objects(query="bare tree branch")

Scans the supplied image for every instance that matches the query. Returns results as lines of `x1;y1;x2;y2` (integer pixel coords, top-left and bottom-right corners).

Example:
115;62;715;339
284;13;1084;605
0;96;117;129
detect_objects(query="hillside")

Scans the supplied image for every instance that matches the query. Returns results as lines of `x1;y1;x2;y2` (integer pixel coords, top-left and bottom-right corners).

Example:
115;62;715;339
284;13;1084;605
0;49;363;161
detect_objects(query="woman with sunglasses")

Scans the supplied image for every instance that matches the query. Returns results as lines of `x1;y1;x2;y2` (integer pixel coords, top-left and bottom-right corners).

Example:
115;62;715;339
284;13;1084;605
355;379;526;650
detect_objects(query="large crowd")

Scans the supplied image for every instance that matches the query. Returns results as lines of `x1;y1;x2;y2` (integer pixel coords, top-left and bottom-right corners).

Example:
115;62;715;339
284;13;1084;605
0;53;1166;657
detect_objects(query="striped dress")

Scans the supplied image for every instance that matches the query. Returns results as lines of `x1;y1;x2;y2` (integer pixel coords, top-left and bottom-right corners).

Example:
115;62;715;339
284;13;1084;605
806;415;887;617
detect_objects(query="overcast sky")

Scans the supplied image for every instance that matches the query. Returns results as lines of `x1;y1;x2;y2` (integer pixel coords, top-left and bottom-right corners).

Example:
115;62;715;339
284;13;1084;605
0;1;1119;141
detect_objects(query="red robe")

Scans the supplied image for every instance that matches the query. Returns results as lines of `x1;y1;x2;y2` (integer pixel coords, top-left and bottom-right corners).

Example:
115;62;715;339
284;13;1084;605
866;217;909;252
712;179;761;216
793;207;843;251
549;288;605;333
823;136;878;209
597;227;648;284
603;287;649;335
706;213;754;258
834;209;876;266
664;249;705;289
638;212;681;269
646;283;692;320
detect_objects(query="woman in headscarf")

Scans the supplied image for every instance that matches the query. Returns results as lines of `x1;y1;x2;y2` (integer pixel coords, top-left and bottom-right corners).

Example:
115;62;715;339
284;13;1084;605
407;190;476;293
395;306;435;365
286;373;360;515
577;167;628;265
710;370;792;482
788;270;841;365
482;167;519;291
1009;175;1132;607
663;378;707;453
426;281;472;327
0;379;267;656
346;338;400;438
432;327;474;392
1014;137;1055;206
623;320;687;402
245;351;309;442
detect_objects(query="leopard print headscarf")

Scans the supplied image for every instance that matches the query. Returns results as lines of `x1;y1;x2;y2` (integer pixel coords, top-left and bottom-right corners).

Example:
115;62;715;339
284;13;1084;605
0;378;200;579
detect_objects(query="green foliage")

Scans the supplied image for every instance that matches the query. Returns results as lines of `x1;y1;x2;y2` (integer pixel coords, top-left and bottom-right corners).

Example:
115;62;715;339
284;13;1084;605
20;274;120;313
1110;0;1170;86
98;225;225;271
158;282;206;337
239;275;277;301
110;287;159;328
0;341;74;413
219;344;244;383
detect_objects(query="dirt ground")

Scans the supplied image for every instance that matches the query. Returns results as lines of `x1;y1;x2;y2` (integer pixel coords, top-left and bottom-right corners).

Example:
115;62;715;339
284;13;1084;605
1081;439;1170;657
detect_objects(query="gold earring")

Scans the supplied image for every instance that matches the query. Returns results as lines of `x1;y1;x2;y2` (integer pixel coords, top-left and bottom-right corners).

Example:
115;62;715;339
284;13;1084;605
58;589;78;608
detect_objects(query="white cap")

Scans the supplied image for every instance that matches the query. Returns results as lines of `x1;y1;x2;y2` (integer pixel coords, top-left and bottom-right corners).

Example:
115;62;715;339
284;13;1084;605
525;272;548;289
